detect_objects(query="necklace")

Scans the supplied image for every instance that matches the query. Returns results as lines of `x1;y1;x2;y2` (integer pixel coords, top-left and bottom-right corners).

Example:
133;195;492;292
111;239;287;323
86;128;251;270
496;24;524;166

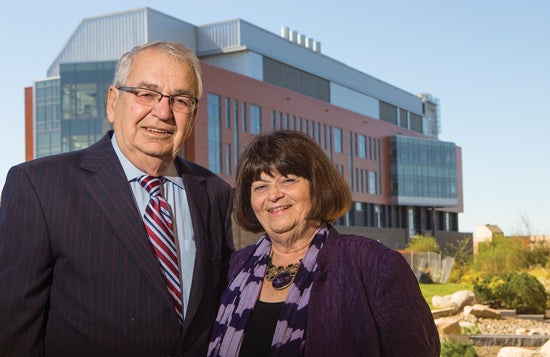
265;254;301;290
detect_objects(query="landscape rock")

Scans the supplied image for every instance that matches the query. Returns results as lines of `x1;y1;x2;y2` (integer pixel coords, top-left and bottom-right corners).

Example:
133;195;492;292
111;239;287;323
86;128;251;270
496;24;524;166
464;304;502;320
434;317;461;335
538;338;550;356
432;294;456;309
432;289;477;312
432;307;459;318
450;290;477;310
432;291;550;356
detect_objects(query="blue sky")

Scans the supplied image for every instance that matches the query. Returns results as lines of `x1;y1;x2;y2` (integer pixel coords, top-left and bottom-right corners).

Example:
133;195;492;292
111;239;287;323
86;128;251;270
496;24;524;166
1;0;548;235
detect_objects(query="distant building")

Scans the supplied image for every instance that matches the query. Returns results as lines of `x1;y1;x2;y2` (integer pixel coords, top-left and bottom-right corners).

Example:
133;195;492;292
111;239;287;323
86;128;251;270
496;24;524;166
24;7;466;248
529;235;550;248
473;224;504;253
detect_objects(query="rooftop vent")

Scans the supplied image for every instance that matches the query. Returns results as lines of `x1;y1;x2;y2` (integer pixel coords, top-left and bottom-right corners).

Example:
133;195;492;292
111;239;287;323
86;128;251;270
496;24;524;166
281;26;321;53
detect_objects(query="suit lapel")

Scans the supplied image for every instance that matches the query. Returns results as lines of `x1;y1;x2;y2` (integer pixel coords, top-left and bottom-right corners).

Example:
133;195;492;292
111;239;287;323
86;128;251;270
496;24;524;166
80;133;171;306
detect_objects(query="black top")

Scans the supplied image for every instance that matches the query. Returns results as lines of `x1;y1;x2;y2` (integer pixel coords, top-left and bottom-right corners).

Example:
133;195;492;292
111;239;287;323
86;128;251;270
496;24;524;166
239;300;284;357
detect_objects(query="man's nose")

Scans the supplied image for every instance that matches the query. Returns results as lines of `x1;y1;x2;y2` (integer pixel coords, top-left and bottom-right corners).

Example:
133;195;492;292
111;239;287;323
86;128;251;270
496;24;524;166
152;96;174;119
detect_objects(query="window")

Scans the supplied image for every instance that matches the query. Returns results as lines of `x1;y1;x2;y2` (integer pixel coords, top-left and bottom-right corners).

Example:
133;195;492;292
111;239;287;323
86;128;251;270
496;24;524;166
333;127;343;153
379;101;398;125
241;102;247;132
369;171;377;195
58;62;114;154
250;104;261;134
368;137;373;160
224;98;230;128
207;93;221;174
399;108;408;129
358;134;366;158
389;135;457;203
35;78;61;157
233;101;239;167
263;57;330;101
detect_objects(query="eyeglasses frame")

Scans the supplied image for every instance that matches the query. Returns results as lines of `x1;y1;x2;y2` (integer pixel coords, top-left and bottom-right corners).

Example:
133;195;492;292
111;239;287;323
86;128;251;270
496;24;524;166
117;86;199;113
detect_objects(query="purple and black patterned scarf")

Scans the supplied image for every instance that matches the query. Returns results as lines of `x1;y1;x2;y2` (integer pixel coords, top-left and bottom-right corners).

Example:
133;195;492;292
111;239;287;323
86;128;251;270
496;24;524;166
207;224;328;357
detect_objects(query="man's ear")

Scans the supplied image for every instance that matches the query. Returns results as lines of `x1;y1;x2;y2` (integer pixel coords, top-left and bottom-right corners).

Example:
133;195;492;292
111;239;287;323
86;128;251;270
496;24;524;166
106;85;119;124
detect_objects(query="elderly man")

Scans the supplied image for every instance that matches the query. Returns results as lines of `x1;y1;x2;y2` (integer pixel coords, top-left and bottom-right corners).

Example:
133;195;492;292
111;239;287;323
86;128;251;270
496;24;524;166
0;41;234;356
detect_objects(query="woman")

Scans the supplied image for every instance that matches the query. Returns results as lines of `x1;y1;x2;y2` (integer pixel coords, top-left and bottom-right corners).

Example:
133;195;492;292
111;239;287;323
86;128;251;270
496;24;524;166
208;130;440;356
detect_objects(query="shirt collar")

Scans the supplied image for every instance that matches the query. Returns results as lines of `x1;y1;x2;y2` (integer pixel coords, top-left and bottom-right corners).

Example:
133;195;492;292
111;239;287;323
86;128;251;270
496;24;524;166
111;133;184;189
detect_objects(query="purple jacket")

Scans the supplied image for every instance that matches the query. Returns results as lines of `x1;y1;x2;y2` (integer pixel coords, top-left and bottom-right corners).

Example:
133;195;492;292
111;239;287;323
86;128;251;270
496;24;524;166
228;225;440;356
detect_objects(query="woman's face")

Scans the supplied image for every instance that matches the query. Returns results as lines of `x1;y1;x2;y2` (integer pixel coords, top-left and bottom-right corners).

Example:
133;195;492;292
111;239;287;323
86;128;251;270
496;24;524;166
250;171;314;242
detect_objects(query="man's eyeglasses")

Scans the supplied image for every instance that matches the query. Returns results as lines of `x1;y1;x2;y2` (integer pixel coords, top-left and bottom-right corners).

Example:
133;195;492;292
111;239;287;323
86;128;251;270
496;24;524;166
117;87;198;114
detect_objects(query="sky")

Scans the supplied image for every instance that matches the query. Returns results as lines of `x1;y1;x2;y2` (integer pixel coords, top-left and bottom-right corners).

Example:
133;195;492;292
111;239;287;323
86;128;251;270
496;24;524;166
1;0;548;236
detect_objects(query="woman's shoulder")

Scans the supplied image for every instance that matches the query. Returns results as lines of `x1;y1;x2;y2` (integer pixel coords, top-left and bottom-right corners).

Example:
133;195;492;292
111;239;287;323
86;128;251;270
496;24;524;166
328;227;395;253
232;244;257;260
227;243;259;278
323;227;406;266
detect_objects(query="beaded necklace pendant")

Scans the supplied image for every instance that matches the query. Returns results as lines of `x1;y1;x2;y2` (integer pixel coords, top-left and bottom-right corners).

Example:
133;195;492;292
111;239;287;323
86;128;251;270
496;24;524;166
265;256;301;290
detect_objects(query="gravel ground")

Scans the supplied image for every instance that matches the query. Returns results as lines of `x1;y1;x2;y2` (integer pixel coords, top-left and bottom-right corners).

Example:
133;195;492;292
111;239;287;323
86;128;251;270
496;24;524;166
474;345;518;357
475;315;550;335
456;315;550;356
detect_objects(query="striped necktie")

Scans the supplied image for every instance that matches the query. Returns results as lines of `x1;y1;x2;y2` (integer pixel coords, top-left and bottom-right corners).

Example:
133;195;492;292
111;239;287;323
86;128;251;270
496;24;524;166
138;175;183;324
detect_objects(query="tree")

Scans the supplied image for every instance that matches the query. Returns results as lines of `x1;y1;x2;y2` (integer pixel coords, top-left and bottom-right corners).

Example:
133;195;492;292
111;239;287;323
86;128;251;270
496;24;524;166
512;212;534;236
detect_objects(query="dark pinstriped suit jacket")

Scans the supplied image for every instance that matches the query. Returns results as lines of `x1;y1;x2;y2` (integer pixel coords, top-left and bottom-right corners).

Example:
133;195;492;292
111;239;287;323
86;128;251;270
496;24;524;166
0;131;234;357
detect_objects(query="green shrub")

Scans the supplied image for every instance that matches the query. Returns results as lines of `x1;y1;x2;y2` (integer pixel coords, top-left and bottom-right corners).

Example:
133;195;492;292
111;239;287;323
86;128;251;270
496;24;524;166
444;236;474;284
440;339;478;357
406;234;441;253
529;267;550;308
461;323;480;335
526;244;550;267
473;236;529;274
473;272;547;314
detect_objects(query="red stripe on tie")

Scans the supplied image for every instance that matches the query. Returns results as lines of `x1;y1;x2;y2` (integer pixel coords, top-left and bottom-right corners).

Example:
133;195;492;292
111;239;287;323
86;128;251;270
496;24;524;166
139;175;183;324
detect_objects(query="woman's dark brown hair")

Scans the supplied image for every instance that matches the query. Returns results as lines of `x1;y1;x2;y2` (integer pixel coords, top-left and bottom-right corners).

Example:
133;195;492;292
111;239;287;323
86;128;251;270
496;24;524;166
234;130;352;233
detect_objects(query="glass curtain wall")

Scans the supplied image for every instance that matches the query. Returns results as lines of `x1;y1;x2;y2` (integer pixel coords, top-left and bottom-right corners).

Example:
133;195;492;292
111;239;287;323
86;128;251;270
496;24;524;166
59;61;115;153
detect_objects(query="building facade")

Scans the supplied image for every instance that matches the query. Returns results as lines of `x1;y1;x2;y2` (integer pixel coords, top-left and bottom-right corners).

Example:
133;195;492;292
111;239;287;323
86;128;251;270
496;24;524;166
26;7;465;248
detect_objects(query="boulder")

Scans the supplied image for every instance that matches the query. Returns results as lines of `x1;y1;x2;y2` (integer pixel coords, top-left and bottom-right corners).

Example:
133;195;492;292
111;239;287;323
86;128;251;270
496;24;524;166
432;290;476;311
538;337;550;356
464;304;502;320
434;317;461;336
432;294;456;309
432;307;459;319
450;290;476;310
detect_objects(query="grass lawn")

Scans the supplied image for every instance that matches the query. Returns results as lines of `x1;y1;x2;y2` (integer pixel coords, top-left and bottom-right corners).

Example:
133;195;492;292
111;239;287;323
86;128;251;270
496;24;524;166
420;283;471;309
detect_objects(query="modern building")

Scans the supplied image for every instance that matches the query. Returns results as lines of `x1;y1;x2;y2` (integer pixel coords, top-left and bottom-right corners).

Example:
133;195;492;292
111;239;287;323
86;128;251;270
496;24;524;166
26;7;465;248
